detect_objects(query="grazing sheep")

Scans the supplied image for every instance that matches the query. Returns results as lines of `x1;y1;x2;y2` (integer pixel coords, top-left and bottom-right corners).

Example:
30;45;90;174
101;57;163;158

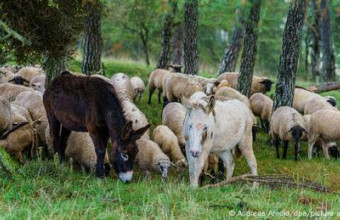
250;93;273;131
218;73;273;94
152;125;187;167
308;110;340;160
45;126;110;170
0;96;11;135
130;76;145;103
215;86;250;108
0;83;34;101
148;69;172;104
16;67;44;82
162;102;187;148
304;97;338;115
7;76;30;86
270;107;307;161
135;139;171;178
324;96;337;107
10;103;32;125
293;87;322;113
110;73;135;103
30;74;46;93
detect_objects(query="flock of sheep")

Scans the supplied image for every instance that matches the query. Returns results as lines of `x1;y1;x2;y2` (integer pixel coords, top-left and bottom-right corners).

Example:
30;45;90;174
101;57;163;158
0;64;339;185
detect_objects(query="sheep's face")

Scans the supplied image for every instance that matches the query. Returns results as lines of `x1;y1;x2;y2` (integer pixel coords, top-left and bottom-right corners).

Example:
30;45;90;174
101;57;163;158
324;96;337;107
8;76;30;86
157;160;170;178
260;79;273;92
31;83;45;93
182;96;215;158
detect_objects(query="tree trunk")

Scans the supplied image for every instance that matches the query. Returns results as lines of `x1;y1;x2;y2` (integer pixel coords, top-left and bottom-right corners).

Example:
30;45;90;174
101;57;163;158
304;28;310;81
140;24;150;66
81;2;102;76
273;0;307;112
310;0;321;82
237;0;261;97
319;0;335;82
172;23;183;66
307;81;340;93
218;5;244;74
157;0;178;69
44;55;67;86
183;0;198;75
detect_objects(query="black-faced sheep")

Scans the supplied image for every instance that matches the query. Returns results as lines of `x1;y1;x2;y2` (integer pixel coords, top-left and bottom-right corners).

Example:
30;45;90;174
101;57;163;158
304;97;338;115
250;93;273;131
215;86;250;108
270;106;307;161
130;76;145;103
293;87;322;113
16;67;44;82
0;96;11;135
148;69;172;104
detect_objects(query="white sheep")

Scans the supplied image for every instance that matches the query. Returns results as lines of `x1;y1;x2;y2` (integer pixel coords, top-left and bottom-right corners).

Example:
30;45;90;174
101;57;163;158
135;139;171;178
162;102;187;148
270;106;307;161
304;97;338;115
0;96;11;135
110;73;135;103
215;86;250;108
30;74;46;93
0;83;34;101
250;93;273;131
152;125;187;167
16;67;44;82
293;87;322;113
148;69;172;104
130;76;145;103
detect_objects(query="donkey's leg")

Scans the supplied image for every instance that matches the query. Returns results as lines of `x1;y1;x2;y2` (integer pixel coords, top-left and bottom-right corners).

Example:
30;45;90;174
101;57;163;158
321;140;330;160
48;115;60;154
239;133;258;176
58;126;71;163
90;128;109;178
219;150;235;180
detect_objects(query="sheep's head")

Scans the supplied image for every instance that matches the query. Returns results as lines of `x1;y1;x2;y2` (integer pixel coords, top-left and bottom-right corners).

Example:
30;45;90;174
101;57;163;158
156;159;170;178
31;82;45;93
8;76;30;86
324;96;337;107
260;78;273;92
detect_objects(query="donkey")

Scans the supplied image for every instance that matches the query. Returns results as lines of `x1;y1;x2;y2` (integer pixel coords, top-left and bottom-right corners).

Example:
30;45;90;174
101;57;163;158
43;71;150;182
182;95;258;187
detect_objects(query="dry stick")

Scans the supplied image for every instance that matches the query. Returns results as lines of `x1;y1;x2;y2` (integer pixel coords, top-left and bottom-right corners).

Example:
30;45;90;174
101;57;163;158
203;174;337;193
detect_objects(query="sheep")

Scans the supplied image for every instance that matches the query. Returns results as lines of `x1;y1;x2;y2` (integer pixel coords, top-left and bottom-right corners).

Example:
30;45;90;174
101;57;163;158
213;80;230;93
307;110;340;160
148;69;172;104
10;103;32;125
0;96;11;135
30;74;46;93
135;139;171;178
293;87;323;113
324;96;337;107
91;74;110;82
152;125;187;167
270;106;307;161
250;93;273;131
130;76;145;103
16;67;44;82
110;73;135;103
218;72;273;94
45;125;110;171
304;97;338;115
0;83;34;102
162;102;187;148
214;86;250;108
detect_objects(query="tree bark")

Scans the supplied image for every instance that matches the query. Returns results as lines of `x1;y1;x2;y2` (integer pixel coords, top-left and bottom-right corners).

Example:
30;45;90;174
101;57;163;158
172;23;183;66
319;0;335;82
81;2;102;76
140;24;150;66
307;81;340;93
218;5;244;74
273;0;307;112
44;55;67;86
183;0;198;75
237;0;261;97
157;0;178;69
310;0;321;82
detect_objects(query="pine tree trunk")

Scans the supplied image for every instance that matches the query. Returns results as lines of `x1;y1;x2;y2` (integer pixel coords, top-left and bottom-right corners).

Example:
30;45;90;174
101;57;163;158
273;0;307;112
218;6;244;74
44;55;67;86
82;3;102;75
237;0;261;97
172;24;183;66
319;0;335;82
140;24;150;66
183;0;198;75
310;0;321;82
157;0;178;69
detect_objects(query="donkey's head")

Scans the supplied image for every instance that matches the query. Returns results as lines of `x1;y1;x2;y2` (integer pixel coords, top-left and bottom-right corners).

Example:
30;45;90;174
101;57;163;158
182;95;216;158
110;121;150;183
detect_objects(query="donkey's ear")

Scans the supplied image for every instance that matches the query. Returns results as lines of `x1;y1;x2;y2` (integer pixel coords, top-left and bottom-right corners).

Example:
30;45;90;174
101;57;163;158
205;95;215;114
121;121;133;141
181;94;192;110
130;124;151;142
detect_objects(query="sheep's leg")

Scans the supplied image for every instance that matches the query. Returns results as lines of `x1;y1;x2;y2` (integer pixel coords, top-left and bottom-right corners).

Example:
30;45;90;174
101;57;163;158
264;121;270;132
294;142;300;161
58;126;71;163
90;128;109;178
186;143;209;188
272;136;280;159
322;141;330;160
148;86;155;104
158;90;162;104
259;118;265;130
15;151;24;164
282;141;289;160
219;150;235;180
138;93;142;103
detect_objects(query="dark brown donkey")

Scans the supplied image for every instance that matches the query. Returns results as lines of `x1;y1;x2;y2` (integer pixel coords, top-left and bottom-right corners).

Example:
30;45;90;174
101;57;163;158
43;71;150;182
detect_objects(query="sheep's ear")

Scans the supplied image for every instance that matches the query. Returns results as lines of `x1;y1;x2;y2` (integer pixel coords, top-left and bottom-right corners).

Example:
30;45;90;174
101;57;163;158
121;121;134;141
181;95;192;110
129;124;151;142
213;80;220;87
205;95;215;114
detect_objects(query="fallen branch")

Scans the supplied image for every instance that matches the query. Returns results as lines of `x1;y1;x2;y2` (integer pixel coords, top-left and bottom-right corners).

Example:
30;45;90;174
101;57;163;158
307;81;340;93
203;174;337;193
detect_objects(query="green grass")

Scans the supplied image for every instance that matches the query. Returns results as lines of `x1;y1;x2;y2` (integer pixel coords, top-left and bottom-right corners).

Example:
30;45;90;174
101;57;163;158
1;58;340;219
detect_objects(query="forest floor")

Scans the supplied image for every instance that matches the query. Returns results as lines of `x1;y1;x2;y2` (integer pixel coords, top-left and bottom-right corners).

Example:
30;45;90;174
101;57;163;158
0;58;340;219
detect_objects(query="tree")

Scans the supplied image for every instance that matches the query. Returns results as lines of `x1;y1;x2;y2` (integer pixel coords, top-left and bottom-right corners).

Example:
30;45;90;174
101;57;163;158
0;0;86;84
319;0;336;82
156;0;178;69
310;0;321;82
82;1;103;75
172;23;183;67
273;0;307;112
237;0;261;97
218;2;245;74
183;0;198;75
